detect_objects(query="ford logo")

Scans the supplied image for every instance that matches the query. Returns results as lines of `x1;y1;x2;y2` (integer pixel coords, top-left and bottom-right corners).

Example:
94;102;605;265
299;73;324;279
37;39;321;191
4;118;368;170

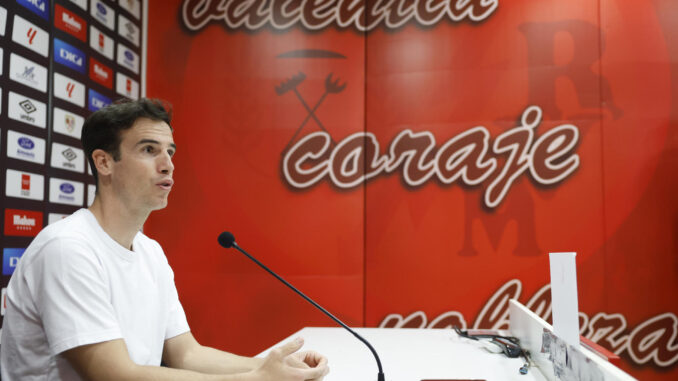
60;183;75;194
18;137;35;149
97;3;107;14
124;51;134;60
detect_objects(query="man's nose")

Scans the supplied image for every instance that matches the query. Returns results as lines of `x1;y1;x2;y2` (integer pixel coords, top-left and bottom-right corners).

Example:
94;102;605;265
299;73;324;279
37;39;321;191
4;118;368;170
158;152;174;174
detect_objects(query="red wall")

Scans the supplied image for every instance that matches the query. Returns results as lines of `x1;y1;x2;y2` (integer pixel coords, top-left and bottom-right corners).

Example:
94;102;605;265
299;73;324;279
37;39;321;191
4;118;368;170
145;1;678;379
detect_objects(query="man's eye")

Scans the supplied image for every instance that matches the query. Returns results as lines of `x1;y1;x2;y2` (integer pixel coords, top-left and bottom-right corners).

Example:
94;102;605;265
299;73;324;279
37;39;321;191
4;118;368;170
144;146;155;153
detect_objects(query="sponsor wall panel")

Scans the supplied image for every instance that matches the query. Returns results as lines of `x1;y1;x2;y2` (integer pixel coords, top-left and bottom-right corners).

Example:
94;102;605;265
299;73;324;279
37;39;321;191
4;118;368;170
143;2;678;381
0;0;146;333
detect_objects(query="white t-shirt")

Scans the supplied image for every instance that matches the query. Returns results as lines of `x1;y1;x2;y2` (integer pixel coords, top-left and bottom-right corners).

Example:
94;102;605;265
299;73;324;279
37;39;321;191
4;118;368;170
0;209;190;380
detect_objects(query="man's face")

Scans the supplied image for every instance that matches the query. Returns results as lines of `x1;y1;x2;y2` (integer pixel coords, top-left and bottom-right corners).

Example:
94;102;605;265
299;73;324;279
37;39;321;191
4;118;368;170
109;117;176;212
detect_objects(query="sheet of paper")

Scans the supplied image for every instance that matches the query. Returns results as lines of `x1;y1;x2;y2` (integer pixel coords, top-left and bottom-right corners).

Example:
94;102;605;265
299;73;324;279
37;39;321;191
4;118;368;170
549;252;580;347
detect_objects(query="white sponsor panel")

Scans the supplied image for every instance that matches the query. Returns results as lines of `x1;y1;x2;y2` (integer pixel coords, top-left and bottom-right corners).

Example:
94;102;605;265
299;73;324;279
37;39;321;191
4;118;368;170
48;213;68;225
12;14;49;57
54;72;85;107
87;161;93;175
70;0;87;10
8;91;47;128
1;288;6;316
116;43;139;74
90;25;114;60
51;142;85;173
53;107;85;139
0;6;7;36
87;184;96;206
116;72;139;100
7;130;46;164
9;53;47;92
0;48;3;75
50;178;84;206
119;0;140;19
6;169;44;201
118;13;139;46
91;0;115;30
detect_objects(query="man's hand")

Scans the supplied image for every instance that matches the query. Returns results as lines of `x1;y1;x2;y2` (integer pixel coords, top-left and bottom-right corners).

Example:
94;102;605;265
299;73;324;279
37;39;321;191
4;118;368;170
252;338;329;381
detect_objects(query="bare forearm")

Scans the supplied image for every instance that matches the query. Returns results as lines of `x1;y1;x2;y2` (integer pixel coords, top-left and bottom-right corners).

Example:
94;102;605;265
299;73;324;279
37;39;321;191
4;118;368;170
173;344;264;374
127;364;255;381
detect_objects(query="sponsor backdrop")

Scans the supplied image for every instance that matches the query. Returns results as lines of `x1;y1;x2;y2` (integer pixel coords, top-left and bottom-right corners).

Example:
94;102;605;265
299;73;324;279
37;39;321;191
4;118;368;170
144;1;678;380
0;0;145;349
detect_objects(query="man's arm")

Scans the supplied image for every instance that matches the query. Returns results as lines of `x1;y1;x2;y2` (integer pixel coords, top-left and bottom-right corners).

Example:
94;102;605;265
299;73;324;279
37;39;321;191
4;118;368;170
63;336;328;381
163;332;263;374
162;332;329;378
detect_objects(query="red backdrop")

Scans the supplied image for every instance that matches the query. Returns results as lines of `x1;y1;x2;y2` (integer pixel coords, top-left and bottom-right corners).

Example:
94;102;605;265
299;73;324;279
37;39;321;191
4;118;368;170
144;1;678;379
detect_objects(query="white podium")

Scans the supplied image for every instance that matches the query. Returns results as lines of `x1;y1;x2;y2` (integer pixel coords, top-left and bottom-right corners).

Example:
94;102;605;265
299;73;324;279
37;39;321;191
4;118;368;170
259;301;636;381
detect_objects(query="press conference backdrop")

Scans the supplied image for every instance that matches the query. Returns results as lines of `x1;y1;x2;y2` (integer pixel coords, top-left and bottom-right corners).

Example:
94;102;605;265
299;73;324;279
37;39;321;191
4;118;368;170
143;1;678;381
0;0;144;338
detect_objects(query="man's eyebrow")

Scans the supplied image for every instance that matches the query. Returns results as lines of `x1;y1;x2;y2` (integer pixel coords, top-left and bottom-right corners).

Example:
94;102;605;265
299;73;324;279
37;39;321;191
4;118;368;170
136;139;177;150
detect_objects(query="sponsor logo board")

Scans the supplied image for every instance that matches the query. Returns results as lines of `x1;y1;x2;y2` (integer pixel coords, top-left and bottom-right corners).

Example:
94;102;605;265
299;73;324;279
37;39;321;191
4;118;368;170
54;72;85;107
0;48;4;76
119;0;141;19
87;184;96;206
4;209;43;237
117;43;139;74
3;248;25;275
91;0;115;30
8;91;47;128
116;72;139;100
89;57;113;88
90;25;114;60
0;6;7;36
54;38;86;73
51;142;85;173
88;88;111;111
1;288;6;316
55;4;87;42
48;213;68;225
9;53;47;93
53;107;84;139
12;14;49;57
49;177;84;206
7;130;46;164
118;13;139;46
16;0;49;21
5;169;44;201
69;0;87;11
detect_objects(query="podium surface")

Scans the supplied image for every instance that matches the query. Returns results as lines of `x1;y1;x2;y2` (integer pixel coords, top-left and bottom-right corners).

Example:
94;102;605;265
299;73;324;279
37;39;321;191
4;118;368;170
260;327;548;381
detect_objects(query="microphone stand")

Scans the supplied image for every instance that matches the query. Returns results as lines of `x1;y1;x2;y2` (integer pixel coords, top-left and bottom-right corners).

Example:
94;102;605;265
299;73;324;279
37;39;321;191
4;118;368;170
229;241;385;381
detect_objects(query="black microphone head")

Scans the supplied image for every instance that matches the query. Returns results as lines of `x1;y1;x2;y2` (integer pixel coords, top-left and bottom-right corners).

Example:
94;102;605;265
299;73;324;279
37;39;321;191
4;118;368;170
218;231;236;248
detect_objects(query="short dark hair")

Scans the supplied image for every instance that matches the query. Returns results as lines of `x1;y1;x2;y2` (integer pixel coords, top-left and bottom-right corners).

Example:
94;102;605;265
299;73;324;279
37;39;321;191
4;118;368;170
81;98;173;185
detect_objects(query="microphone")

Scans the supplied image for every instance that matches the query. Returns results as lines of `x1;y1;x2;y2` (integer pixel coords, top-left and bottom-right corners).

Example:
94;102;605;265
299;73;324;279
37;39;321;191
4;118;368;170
218;231;385;381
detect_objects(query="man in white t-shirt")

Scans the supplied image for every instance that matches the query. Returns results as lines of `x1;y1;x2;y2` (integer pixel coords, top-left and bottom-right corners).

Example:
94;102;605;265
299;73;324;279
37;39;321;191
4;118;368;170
0;99;329;381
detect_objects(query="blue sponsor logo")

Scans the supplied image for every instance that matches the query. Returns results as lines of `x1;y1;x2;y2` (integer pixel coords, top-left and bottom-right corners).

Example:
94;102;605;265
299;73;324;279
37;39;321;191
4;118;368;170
124;50;134;61
96;3;107;15
54;39;86;74
60;183;75;194
18;137;35;149
16;0;49;21
88;89;112;111
3;248;26;275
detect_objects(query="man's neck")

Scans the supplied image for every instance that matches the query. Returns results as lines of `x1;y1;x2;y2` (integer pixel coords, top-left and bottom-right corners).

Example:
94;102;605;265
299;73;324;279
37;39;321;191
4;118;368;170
88;196;149;250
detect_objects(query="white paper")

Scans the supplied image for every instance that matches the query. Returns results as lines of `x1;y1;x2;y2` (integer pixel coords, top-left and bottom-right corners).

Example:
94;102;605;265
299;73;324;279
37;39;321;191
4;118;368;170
549;252;580;347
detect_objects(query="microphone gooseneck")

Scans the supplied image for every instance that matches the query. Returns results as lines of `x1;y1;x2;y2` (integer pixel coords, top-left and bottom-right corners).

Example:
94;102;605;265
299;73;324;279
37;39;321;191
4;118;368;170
218;231;385;381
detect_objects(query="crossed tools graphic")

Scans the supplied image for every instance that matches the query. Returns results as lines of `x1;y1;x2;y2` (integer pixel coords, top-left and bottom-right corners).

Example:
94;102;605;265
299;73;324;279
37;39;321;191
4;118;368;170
276;72;347;152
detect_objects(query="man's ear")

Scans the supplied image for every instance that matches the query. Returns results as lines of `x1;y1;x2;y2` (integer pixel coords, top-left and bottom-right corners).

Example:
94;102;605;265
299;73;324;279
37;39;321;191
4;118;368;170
91;149;114;177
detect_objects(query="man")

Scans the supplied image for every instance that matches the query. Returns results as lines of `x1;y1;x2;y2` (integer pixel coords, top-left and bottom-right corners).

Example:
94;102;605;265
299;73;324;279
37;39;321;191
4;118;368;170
0;99;329;381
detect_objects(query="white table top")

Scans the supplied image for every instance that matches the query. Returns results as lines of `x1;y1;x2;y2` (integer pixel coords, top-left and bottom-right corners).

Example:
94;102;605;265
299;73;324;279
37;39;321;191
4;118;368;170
259;327;548;381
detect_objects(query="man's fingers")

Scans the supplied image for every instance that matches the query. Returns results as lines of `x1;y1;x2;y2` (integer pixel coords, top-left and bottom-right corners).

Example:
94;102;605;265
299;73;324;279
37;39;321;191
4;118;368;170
274;337;304;359
297;362;329;379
